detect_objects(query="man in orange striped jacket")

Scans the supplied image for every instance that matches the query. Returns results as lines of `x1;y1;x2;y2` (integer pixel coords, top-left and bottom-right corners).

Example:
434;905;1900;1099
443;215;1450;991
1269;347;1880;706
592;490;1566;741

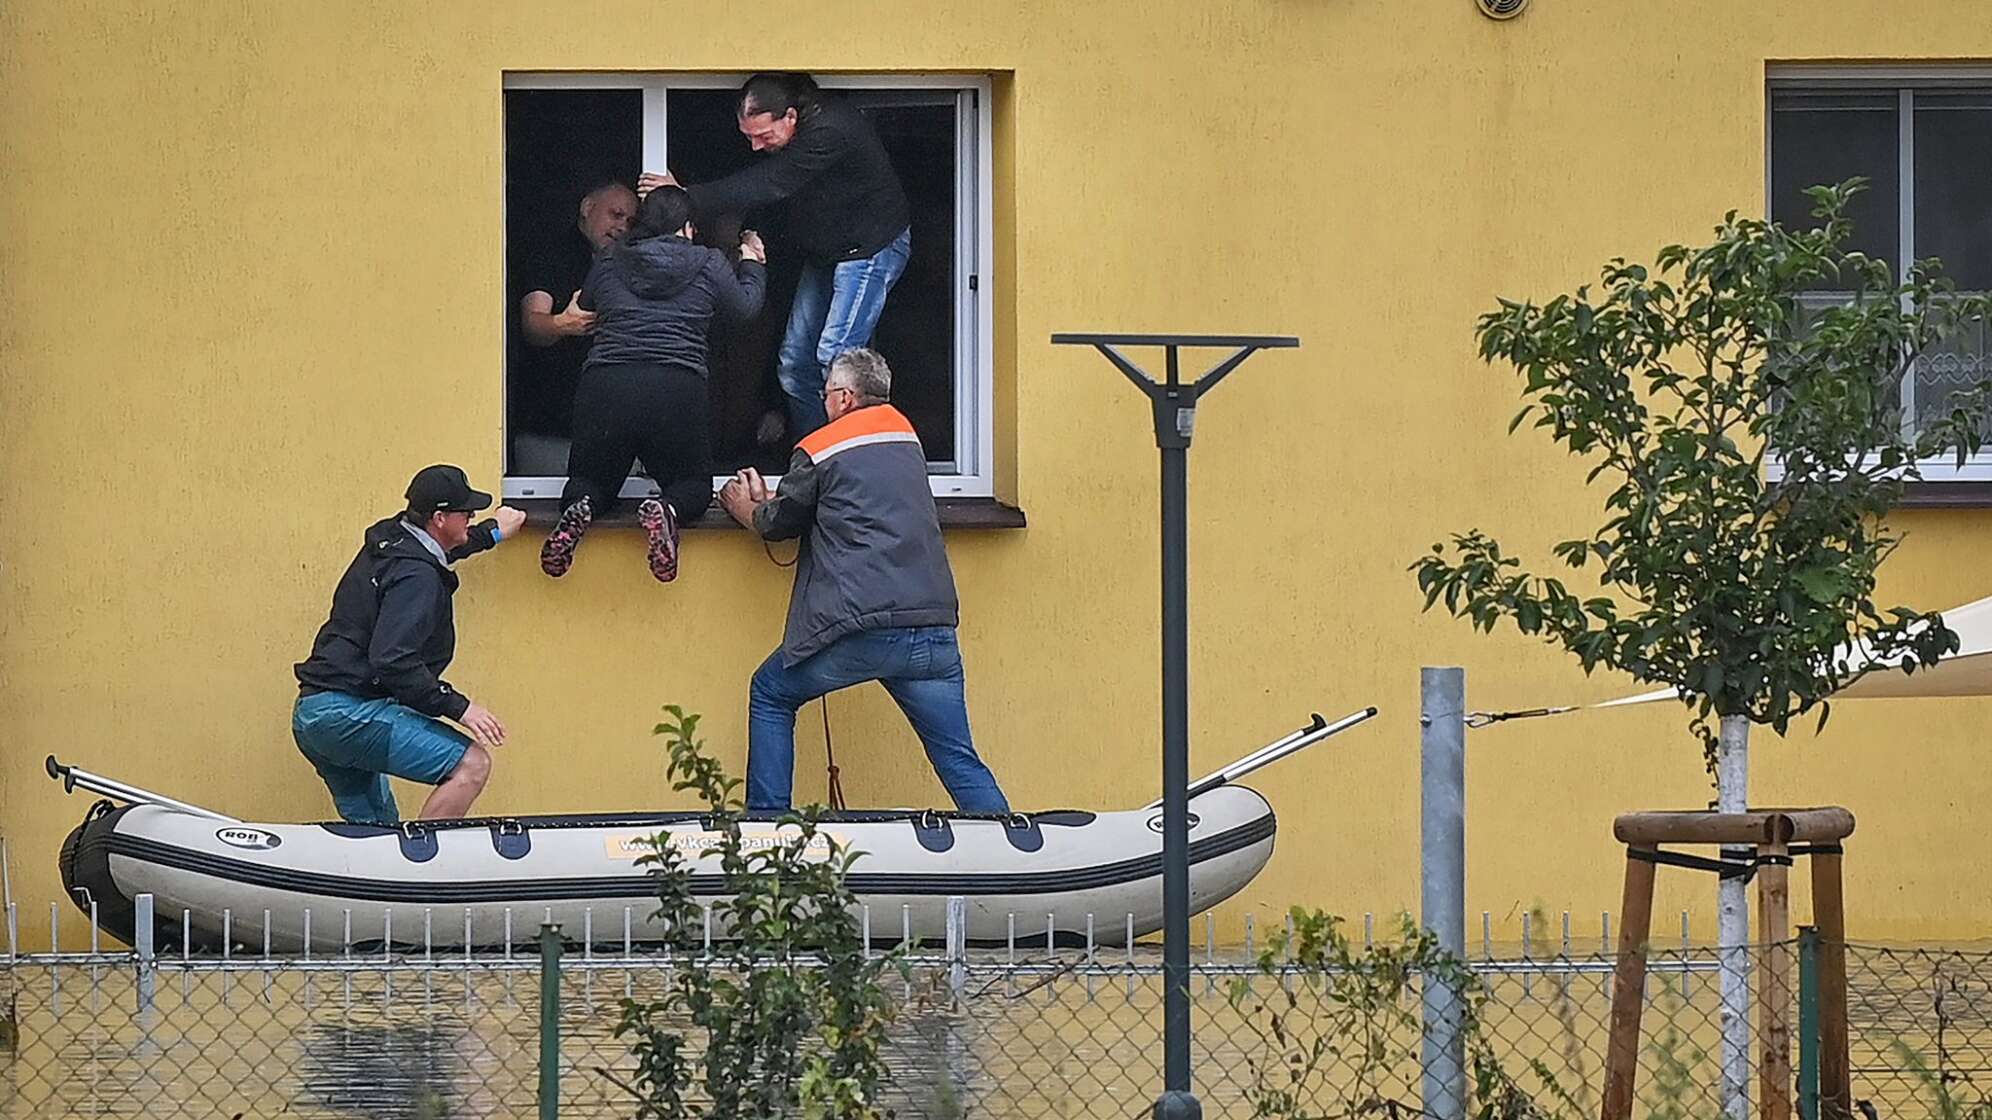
718;348;1010;813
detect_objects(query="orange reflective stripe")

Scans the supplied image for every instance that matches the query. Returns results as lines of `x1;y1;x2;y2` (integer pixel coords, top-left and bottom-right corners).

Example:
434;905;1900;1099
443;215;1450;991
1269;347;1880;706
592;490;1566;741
797;404;917;460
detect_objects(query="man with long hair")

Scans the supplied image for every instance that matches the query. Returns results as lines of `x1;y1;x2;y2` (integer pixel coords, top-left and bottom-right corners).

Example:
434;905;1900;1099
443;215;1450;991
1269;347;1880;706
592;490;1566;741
642;73;911;440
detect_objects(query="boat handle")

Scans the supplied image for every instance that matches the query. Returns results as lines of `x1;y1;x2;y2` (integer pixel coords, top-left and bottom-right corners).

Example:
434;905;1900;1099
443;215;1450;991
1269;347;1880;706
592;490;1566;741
45;754;240;823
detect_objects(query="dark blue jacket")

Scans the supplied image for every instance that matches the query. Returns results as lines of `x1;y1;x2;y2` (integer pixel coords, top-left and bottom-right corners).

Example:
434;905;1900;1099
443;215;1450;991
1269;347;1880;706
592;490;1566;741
580;234;765;373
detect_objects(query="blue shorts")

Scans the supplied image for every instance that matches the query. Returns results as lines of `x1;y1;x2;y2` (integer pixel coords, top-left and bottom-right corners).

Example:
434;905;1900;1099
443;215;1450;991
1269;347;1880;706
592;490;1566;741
291;691;471;824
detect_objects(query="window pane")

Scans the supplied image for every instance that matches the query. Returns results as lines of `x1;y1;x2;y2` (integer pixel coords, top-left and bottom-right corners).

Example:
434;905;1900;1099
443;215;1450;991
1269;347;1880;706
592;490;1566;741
851;91;959;472
504;89;644;475
1913;92;1992;291
1913;304;1992;440
1770;91;1898;274
1779;292;1907;425
668;87;795;477
667;88;960;474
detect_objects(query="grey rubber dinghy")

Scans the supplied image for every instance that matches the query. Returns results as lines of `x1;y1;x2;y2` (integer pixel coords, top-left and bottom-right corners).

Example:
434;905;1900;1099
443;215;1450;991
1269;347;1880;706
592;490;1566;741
53;708;1373;952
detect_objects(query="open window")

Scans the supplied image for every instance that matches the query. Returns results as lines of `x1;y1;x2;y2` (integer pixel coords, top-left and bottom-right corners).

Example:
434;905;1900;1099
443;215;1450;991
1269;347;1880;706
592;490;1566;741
501;73;995;506
1766;67;1992;482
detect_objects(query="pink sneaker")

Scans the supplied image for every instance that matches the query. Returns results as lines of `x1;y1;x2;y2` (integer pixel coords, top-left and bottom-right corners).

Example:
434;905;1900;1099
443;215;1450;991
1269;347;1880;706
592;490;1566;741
539;497;593;578
638;498;679;583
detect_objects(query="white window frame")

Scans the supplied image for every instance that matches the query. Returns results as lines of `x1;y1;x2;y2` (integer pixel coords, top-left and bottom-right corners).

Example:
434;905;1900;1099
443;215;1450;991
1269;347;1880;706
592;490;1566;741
1765;64;1992;483
499;71;997;500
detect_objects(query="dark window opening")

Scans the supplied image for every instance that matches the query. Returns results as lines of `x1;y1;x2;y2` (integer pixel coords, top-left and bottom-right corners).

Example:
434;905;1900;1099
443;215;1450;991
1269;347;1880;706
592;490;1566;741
856;91;960;471
503;84;964;488
504;89;643;476
1769;91;1899;273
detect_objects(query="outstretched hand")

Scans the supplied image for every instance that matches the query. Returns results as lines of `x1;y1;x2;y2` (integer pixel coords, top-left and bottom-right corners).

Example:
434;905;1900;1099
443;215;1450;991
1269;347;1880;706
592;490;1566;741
637;171;680;198
492;506;527;539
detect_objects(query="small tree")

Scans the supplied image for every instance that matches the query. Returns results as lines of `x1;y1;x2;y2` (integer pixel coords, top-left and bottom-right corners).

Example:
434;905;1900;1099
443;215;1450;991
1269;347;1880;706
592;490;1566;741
612;707;902;1120
1415;182;1988;757
1411;181;1990;1118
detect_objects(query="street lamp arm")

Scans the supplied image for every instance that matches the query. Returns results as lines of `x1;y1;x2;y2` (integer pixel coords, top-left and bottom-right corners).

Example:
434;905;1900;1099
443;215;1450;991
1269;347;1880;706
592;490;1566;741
1093;344;1159;393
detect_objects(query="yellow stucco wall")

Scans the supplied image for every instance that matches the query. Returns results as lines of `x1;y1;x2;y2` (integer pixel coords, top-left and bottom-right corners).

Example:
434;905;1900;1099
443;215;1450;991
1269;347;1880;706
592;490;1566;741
3;1;1990;949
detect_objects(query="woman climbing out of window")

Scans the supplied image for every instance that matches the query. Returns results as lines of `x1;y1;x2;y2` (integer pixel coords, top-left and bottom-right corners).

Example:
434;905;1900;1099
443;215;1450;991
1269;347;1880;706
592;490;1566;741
539;185;767;582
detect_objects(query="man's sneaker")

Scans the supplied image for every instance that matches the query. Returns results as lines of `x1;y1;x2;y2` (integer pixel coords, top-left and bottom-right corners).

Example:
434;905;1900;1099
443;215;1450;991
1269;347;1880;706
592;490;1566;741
638;498;679;583
539;497;593;578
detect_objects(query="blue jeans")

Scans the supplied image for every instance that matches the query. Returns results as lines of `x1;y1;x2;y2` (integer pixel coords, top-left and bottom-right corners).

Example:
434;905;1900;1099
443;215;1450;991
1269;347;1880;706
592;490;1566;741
777;227;912;436
747;625;1009;814
291;691;470;824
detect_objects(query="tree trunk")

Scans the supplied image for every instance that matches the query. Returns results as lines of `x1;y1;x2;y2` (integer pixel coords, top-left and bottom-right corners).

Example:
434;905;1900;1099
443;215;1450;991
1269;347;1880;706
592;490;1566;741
1718;713;1752;1120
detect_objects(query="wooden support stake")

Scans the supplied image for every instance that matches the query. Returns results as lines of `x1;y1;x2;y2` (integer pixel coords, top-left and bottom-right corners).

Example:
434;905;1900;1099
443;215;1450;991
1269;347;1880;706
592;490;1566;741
1601;844;1659;1120
1759;842;1793;1120
1614;809;1846;846
1600;806;1854;1120
1810;851;1851;1120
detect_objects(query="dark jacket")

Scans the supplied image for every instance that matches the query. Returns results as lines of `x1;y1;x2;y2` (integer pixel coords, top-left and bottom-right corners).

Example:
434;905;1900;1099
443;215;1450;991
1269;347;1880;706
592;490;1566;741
752;404;956;664
294;517;499;719
687;97;911;264
580;235;766;373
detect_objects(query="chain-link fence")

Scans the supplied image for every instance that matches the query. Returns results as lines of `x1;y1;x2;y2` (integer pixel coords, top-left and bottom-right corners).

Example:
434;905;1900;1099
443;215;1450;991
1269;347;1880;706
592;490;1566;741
1843;943;1992;1117
3;917;1989;1118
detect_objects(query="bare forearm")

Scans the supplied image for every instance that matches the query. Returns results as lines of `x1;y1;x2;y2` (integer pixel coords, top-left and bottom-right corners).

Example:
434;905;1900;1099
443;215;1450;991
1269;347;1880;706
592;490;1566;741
521;290;593;347
521;309;565;347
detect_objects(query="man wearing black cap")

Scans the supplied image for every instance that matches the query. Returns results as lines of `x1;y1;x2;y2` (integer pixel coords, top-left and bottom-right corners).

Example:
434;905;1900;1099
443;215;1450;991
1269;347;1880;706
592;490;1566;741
292;466;526;823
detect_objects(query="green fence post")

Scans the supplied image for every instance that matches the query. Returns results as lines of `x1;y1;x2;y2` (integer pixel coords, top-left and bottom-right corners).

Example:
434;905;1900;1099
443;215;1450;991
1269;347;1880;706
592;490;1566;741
540;922;563;1120
1798;924;1820;1120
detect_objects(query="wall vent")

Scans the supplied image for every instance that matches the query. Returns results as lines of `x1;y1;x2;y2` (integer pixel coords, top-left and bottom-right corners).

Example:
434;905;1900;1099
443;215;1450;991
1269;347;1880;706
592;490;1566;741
1476;0;1528;19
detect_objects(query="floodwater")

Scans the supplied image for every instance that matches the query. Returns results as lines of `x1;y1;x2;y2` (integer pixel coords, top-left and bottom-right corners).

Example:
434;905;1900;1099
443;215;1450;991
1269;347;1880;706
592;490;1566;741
0;946;1971;1119
2;956;1256;1120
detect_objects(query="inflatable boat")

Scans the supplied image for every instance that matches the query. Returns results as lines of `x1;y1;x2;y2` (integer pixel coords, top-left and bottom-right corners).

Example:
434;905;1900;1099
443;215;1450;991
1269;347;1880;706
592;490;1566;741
53;708;1374;952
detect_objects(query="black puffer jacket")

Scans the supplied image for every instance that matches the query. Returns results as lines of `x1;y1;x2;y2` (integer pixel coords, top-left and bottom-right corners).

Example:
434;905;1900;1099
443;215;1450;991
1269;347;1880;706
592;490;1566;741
580;235;765;373
294;517;497;719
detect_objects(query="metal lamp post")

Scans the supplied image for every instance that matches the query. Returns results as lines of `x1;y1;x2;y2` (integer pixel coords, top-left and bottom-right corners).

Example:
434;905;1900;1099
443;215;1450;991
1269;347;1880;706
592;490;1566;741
1052;332;1300;1120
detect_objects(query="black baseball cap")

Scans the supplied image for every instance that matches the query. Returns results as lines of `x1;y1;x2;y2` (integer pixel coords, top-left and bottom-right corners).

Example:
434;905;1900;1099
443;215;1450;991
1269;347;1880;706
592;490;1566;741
404;464;493;514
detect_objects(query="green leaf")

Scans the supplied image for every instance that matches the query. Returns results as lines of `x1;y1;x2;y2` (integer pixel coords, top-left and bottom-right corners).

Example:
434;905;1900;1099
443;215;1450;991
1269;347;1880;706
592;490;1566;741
1427;179;1966;776
1794;565;1854;604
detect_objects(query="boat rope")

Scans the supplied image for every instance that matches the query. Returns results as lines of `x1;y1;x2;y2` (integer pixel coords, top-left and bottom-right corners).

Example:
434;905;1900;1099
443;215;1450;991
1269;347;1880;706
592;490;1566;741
1463;706;1578;728
821;697;847;812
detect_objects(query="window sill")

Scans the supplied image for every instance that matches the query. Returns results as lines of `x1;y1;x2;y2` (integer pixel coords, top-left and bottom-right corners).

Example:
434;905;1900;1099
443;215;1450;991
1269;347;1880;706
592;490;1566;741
1894;481;1992;509
512;496;1027;531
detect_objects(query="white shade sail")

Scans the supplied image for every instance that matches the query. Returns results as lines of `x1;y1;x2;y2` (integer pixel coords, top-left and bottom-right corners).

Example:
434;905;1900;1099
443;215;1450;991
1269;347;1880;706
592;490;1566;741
1596;593;1992;708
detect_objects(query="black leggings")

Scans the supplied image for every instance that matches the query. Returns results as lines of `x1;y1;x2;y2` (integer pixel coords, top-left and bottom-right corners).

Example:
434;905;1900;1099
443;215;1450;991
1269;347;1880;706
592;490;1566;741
561;362;714;520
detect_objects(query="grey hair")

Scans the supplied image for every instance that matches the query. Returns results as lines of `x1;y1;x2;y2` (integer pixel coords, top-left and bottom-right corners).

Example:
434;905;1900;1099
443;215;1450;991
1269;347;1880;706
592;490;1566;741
578;180;635;218
828;348;893;404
